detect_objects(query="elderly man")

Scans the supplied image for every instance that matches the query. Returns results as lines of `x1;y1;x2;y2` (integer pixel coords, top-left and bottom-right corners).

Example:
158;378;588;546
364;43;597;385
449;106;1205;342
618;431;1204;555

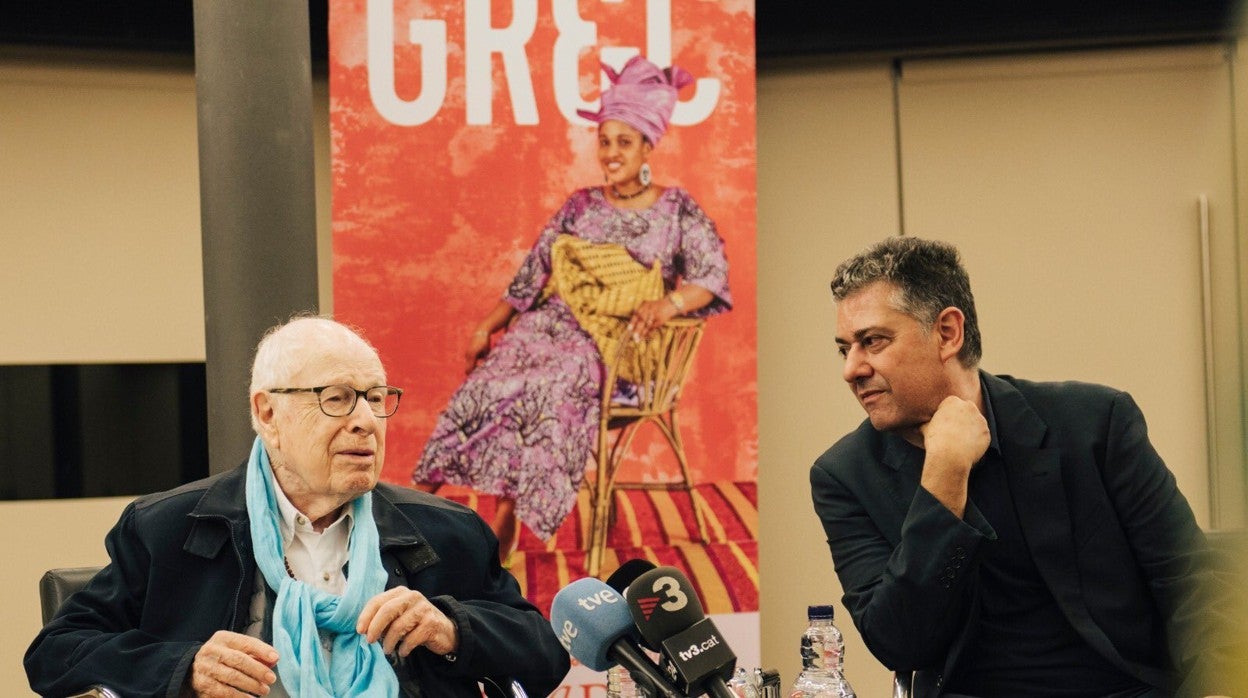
810;237;1239;698
26;316;570;697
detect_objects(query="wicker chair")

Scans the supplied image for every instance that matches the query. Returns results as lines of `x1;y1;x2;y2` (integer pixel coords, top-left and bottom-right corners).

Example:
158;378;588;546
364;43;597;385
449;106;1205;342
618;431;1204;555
585;318;708;578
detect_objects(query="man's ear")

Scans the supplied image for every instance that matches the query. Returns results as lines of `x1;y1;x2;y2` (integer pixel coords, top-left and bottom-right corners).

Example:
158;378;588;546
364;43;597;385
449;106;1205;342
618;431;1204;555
252;392;280;449
934;306;966;362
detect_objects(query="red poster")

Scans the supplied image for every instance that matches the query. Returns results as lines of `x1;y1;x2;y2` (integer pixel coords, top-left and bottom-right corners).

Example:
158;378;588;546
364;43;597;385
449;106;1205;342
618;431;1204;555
330;0;757;689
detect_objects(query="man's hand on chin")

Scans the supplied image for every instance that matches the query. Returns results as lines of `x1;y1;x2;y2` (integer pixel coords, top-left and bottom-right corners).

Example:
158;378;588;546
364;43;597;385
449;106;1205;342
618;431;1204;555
918;395;989;518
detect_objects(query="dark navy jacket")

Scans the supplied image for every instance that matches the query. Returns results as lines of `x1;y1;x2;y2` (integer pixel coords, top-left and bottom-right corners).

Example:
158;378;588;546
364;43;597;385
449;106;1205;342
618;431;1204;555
811;373;1238;698
25;463;570;698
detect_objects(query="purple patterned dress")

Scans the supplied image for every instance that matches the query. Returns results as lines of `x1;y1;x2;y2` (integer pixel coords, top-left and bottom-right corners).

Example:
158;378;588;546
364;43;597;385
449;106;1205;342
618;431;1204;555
412;187;732;540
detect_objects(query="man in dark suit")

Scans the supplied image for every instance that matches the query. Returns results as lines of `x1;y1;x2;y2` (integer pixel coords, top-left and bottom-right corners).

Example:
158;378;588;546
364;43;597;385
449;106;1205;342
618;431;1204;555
810;237;1239;697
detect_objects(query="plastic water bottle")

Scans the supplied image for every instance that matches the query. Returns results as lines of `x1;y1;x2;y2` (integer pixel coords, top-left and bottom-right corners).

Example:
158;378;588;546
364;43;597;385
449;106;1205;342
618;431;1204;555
789;605;856;698
727;666;758;697
606;664;654;697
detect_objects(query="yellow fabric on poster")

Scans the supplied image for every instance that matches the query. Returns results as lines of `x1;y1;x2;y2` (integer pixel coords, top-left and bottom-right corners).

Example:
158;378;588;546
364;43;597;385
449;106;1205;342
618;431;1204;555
544;235;664;382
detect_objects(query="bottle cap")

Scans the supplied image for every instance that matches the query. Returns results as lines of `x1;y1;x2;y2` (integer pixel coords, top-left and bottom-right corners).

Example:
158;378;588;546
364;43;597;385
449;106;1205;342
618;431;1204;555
807;604;835;620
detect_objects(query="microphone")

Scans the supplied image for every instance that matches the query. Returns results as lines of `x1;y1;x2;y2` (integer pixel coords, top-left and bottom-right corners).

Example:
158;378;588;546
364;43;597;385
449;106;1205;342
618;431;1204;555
626;566;738;698
549;577;684;698
605;558;657;595
605;558;658;647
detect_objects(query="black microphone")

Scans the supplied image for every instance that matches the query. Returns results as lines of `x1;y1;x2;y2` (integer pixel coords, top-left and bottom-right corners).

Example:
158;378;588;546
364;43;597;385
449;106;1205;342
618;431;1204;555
605;558;658;595
603;557;664;693
605;558;659;648
549;577;684;698
626;566;737;698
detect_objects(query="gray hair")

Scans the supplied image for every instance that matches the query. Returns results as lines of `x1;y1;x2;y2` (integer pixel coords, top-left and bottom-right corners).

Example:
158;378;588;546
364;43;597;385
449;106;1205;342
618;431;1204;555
248;315;382;432
830;236;982;367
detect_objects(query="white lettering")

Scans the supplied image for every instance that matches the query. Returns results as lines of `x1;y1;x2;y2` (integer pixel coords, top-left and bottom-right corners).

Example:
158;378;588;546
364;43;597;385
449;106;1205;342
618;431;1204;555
575;589;621;610
647;0;718;125
365;0;721;127
557;619;579;650
677;635;720;661
651;575;689;612
465;0;539;125
587;5;720;128
663;656;679;682
552;0;598;121
645;0;671;66
367;0;447;126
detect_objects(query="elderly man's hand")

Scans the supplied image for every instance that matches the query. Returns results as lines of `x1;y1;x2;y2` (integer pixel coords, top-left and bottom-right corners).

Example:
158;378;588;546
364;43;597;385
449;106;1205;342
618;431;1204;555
356;586;459;658
187;630;279;697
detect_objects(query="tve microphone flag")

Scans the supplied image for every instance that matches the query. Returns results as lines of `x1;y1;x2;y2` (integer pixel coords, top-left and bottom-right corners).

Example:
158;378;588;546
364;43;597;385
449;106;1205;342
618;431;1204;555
627;566;737;698
549;577;684;698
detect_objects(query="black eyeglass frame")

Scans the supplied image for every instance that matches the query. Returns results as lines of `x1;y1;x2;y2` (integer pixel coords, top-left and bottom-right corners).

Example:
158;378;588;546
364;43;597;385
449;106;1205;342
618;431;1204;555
267;385;403;418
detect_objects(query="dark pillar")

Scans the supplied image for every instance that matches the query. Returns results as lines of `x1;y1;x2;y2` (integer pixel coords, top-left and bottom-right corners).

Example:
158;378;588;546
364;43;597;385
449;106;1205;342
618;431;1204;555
193;0;320;474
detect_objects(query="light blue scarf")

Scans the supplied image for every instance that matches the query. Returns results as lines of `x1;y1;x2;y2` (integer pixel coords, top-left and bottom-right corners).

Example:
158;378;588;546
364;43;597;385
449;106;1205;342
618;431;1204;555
245;437;399;697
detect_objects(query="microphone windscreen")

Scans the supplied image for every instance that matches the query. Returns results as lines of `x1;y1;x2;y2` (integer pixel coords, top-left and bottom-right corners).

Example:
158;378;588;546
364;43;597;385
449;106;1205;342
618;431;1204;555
549;577;634;671
626;566;707;647
605;558;657;594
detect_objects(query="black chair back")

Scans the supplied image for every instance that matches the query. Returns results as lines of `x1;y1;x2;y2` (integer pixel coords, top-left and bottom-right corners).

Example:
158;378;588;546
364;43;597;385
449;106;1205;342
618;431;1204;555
39;566;102;624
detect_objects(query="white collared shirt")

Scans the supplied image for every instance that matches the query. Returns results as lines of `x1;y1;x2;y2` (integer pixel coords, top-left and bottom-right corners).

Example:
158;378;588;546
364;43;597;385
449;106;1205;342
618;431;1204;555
245;488;356;696
272;483;353;595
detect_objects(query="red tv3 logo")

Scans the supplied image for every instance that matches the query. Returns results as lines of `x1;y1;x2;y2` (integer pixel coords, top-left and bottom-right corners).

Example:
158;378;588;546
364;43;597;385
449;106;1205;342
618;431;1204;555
636;574;690;620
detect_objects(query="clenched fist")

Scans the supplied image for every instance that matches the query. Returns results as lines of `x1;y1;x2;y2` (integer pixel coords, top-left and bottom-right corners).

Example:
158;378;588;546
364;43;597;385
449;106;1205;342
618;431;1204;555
919;395;989;518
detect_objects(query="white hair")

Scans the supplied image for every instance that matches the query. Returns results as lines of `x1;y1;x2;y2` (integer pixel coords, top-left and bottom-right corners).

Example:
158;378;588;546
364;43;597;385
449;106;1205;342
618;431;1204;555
248;315;383;433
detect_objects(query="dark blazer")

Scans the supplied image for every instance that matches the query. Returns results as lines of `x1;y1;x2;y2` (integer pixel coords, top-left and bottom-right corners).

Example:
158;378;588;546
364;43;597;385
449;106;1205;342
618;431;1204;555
25;463;570;698
810;372;1234;698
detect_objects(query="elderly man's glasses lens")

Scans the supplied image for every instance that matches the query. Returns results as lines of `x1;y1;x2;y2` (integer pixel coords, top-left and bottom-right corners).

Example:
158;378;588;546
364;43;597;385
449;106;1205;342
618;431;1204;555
268;385;403;418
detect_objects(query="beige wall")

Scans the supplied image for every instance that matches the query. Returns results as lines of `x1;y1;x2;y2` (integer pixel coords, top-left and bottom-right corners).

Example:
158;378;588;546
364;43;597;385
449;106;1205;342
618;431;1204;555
2;41;1246;696
0;52;203;364
0;49;334;694
896;45;1241;529
1;498;131;689
757;43;1247;691
0;48;335;367
756;61;903;694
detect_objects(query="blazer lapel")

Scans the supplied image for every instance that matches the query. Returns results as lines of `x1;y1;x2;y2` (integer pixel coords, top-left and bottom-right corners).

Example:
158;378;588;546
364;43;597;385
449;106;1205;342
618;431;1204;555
984;374;1074;597
990;376;1096;620
986;374;1163;685
1002;441;1080;608
877;433;926;543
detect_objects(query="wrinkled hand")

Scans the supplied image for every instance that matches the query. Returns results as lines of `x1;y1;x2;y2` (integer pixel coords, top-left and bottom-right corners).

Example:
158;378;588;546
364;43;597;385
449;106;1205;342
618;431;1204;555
628;299;678;340
187;630;278;697
356;586;459;658
464;329;492;373
920;395;990;475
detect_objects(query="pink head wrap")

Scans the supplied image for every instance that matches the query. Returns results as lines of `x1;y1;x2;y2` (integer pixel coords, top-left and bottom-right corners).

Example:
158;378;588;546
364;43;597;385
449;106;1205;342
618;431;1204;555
577;55;694;147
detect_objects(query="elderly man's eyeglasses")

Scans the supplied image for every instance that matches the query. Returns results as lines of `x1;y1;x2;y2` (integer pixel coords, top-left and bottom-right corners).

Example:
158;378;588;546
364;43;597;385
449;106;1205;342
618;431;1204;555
268;385;403;418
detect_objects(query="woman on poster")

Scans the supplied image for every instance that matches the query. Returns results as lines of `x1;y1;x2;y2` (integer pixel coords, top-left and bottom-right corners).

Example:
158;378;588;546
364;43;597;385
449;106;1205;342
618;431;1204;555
412;55;732;564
